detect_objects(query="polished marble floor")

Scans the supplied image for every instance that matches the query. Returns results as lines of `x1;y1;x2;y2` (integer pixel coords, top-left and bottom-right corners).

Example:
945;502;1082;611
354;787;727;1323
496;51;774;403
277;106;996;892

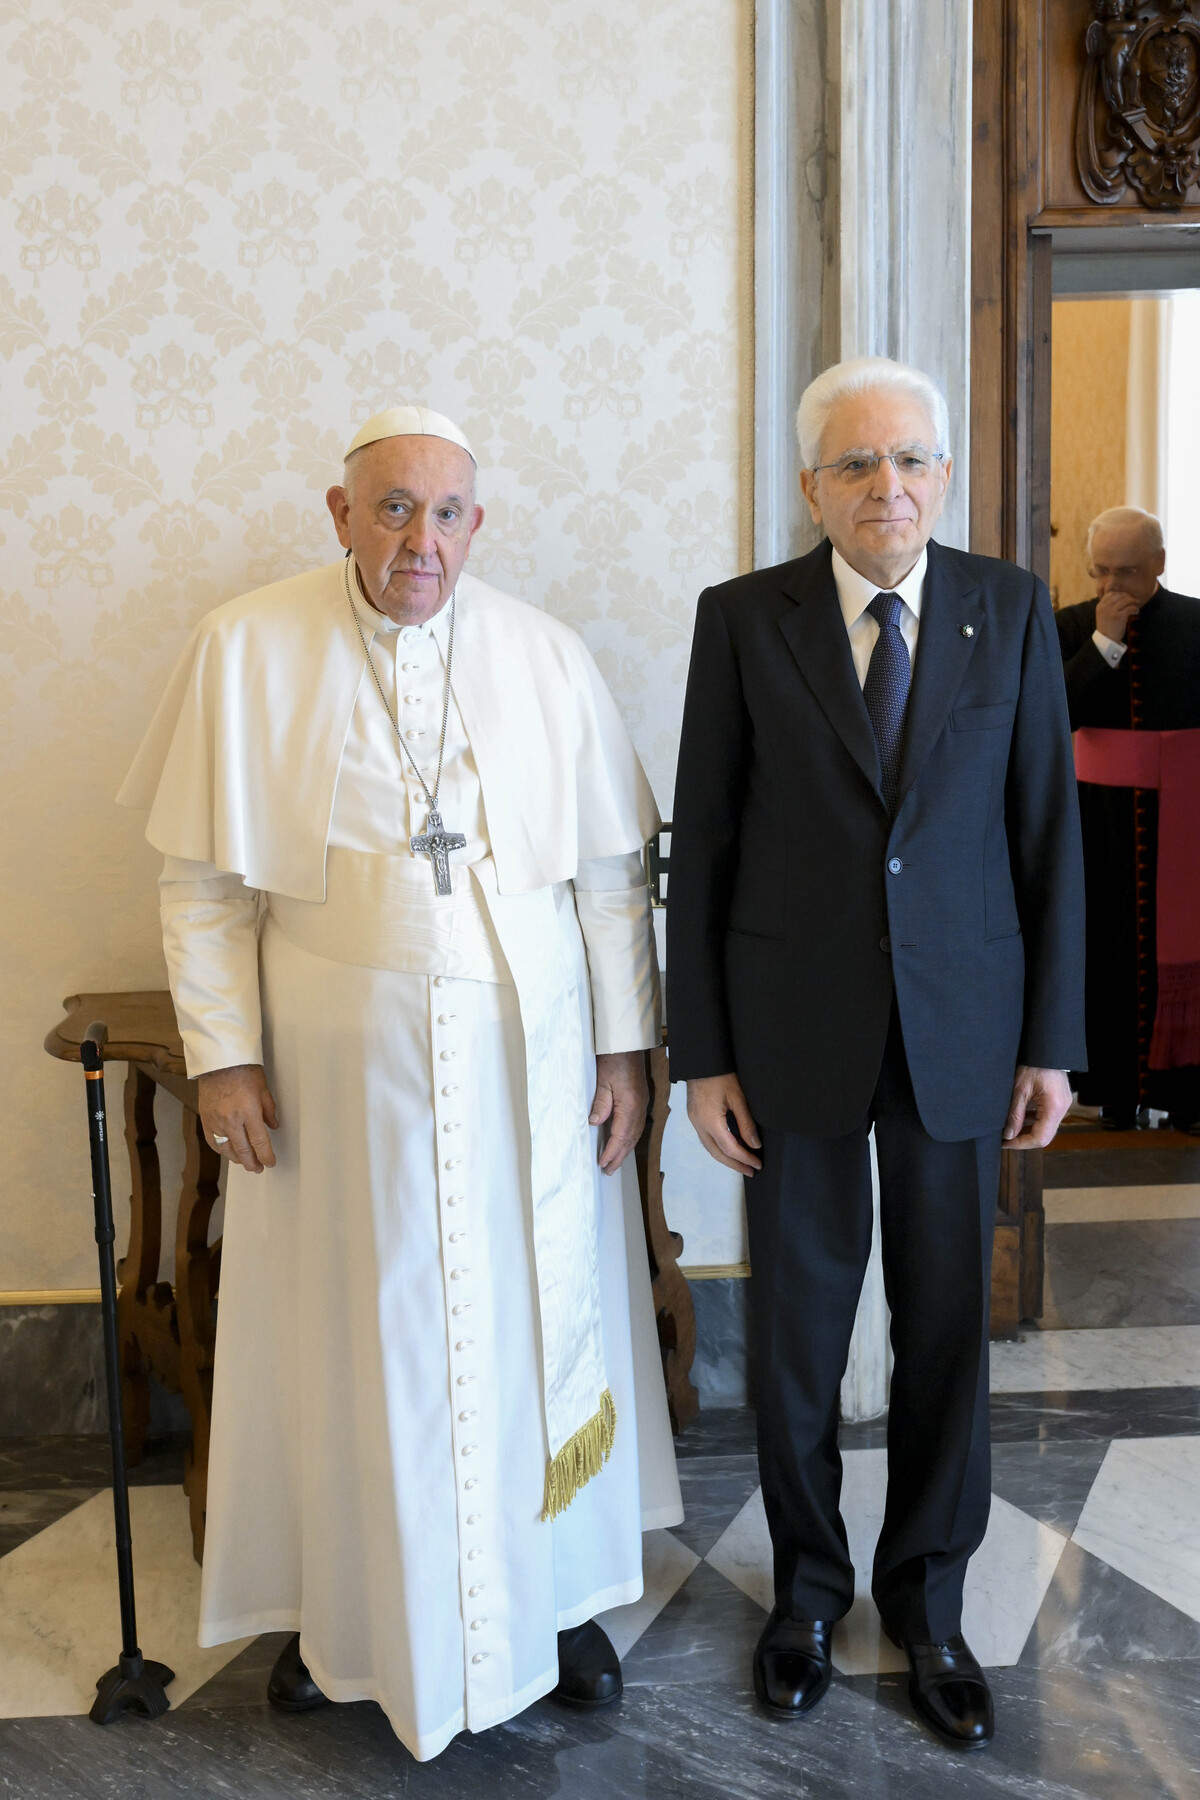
3;1180;1200;1796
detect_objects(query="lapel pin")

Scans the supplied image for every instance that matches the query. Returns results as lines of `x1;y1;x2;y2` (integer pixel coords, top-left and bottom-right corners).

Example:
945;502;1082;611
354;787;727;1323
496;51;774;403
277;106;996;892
959;624;975;638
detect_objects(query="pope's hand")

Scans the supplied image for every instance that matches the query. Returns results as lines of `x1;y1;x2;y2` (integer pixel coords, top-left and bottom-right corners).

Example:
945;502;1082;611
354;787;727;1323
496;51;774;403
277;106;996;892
590;1051;649;1175
686;1073;762;1177
198;1063;279;1173
1003;1065;1072;1149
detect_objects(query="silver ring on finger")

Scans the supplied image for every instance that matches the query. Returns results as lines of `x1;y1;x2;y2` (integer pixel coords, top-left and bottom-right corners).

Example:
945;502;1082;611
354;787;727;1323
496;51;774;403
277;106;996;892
213;1134;229;1144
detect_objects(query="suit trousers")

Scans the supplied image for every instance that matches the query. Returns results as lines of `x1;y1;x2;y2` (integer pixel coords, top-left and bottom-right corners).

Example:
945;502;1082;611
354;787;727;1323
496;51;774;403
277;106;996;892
746;1002;1001;1643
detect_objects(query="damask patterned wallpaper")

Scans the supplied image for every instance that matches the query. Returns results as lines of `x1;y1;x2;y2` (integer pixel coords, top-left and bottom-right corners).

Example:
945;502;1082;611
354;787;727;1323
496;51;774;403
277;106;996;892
0;1;749;1290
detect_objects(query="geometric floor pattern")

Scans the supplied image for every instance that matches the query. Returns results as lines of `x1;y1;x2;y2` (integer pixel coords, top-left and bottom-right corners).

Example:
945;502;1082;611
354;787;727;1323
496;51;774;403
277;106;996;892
2;1396;1200;1796
701;1458;1066;1673
605;1421;1200;1683
0;1487;251;1720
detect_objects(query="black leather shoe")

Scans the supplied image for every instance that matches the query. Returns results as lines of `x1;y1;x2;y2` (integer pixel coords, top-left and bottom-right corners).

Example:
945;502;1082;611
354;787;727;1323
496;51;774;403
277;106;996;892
267;1634;330;1713
752;1609;834;1716
552;1620;622;1709
895;1633;993;1749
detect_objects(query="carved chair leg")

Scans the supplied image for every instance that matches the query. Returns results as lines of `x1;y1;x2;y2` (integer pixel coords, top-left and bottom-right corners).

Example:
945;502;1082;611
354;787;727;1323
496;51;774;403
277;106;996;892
176;1106;222;1564
117;1330;151;1470
118;1067;163;1467
635;1045;700;1434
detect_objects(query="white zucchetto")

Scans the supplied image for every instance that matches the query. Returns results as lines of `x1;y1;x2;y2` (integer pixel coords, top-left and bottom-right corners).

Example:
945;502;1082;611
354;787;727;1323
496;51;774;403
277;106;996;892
345;405;476;465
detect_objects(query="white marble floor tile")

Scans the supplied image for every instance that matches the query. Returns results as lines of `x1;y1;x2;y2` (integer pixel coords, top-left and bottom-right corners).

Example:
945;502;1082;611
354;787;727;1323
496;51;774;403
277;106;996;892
1073;1436;1200;1625
833;1451;1065;1674
0;1487;251;1719
596;1528;700;1659
990;1324;1200;1393
1044;1186;1200;1225
703;1450;1065;1675
703;1484;774;1616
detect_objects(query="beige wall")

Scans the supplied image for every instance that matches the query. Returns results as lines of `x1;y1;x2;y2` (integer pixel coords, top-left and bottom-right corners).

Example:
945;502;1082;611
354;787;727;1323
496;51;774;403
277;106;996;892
0;2;750;1291
1049;298;1131;610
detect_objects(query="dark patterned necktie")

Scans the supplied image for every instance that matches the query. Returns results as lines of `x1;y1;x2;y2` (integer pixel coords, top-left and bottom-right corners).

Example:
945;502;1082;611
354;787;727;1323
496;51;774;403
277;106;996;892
863;591;911;813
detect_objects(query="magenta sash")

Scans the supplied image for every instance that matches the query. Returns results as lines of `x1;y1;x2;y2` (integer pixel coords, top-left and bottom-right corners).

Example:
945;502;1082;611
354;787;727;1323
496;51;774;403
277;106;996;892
1074;726;1200;1069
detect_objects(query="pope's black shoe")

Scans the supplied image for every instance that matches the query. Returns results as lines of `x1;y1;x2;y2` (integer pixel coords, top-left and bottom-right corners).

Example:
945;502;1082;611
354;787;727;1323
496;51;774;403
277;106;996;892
267;1634;330;1713
551;1620;622;1709
752;1609;834;1716
894;1633;993;1750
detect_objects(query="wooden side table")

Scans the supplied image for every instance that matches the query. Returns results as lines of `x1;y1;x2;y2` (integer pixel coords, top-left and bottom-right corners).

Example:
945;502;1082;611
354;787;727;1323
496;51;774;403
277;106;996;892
47;989;703;1565
45;992;219;1564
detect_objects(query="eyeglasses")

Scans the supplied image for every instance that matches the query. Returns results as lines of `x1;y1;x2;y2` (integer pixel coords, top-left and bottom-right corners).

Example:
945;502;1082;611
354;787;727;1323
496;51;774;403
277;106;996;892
811;447;946;486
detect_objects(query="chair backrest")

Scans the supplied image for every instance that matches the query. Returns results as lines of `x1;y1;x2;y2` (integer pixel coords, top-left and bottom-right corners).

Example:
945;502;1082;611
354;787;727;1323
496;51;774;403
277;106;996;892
644;823;671;909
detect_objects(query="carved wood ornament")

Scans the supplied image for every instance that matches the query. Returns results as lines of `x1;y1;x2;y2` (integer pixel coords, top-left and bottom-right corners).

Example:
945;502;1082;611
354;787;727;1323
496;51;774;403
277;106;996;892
1077;1;1200;207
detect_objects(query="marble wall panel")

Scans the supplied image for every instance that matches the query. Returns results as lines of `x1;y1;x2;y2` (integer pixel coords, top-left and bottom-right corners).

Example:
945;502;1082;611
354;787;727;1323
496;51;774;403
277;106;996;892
690;1276;754;1409
0;1304;188;1436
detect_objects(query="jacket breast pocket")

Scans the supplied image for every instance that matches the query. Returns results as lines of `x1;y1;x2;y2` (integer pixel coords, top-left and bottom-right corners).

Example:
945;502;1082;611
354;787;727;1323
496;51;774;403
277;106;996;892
950;700;1017;733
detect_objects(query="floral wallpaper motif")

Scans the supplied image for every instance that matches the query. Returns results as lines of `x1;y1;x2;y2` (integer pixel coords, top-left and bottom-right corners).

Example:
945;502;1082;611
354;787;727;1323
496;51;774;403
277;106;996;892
0;0;748;1290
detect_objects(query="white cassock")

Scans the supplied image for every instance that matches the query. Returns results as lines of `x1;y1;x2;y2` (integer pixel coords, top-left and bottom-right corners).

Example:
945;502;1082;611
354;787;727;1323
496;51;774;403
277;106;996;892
119;561;683;1761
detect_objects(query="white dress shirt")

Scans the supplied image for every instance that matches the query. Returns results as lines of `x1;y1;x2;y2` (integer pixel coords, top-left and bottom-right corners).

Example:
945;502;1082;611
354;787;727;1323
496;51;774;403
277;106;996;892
1092;629;1127;667
831;545;927;687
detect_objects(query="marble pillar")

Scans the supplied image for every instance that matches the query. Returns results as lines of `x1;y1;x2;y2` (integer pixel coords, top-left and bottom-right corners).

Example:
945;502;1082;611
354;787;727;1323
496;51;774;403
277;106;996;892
754;0;834;566
834;0;973;548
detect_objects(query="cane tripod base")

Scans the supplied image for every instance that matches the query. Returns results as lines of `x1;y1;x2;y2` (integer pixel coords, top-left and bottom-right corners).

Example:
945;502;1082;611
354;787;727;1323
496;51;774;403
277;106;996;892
90;1652;175;1725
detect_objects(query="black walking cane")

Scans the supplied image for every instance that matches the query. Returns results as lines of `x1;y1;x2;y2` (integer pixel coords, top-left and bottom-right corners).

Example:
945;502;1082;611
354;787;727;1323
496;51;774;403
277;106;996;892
79;1022;175;1725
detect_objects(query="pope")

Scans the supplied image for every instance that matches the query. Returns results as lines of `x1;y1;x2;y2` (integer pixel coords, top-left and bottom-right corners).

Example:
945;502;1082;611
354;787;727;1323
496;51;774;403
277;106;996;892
119;405;682;1760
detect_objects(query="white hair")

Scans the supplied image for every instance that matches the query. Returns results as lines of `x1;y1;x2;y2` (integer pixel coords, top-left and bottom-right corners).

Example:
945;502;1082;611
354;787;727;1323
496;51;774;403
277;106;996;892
1087;505;1163;558
795;356;951;468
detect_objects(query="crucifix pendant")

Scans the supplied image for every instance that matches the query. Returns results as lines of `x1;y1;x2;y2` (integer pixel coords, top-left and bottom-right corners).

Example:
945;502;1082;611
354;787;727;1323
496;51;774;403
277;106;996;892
410;806;467;897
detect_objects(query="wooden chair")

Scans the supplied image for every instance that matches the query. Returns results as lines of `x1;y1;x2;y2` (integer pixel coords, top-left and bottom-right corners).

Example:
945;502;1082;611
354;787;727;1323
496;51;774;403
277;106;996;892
46;974;703;1562
45;992;218;1563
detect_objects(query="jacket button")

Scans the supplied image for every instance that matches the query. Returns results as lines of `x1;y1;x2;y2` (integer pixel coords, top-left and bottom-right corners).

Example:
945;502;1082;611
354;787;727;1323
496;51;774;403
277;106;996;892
880;935;891;953
887;857;903;874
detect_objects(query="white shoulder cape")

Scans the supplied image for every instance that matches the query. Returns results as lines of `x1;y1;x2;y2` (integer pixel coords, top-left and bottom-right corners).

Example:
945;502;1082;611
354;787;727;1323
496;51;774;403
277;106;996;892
118;562;660;897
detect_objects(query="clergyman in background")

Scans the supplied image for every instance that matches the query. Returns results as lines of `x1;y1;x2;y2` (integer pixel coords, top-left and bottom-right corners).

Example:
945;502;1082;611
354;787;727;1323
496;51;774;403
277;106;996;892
1056;506;1200;1134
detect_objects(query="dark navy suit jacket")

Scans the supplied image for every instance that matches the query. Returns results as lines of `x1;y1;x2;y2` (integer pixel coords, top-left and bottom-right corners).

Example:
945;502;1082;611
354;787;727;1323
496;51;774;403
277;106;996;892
666;538;1087;1142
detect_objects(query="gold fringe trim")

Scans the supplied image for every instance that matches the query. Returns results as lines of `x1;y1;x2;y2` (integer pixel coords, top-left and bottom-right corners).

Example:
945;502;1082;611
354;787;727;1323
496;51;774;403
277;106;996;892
541;1389;617;1521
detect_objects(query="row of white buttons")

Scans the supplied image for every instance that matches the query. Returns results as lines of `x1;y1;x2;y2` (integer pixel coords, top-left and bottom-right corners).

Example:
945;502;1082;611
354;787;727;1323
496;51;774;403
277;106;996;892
394;641;439;799
434;977;490;1680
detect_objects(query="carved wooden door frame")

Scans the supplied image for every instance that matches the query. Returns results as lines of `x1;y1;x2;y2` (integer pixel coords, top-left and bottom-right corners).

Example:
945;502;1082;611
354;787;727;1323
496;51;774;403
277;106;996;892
970;0;1052;573
971;0;1200;572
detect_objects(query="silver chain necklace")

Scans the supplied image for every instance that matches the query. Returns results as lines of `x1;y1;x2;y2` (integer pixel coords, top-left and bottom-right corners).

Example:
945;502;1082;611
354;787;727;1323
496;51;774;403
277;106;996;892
344;556;466;896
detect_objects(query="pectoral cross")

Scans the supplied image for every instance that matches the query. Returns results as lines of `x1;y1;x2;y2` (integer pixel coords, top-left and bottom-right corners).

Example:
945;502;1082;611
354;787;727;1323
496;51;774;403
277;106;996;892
410;807;467;897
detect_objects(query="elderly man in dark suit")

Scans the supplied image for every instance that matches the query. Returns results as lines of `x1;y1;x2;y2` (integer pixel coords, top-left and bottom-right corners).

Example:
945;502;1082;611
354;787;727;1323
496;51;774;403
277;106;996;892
667;357;1085;1751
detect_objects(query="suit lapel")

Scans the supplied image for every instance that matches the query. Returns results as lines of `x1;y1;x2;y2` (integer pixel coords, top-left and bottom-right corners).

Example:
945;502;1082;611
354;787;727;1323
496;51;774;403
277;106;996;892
777;545;882;799
895;540;984;806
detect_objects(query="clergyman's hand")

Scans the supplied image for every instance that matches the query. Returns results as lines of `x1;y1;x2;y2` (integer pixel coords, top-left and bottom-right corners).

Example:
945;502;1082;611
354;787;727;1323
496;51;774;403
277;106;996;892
1094;588;1142;645
198;1063;279;1173
590;1050;649;1175
686;1073;763;1177
1003;1065;1072;1150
